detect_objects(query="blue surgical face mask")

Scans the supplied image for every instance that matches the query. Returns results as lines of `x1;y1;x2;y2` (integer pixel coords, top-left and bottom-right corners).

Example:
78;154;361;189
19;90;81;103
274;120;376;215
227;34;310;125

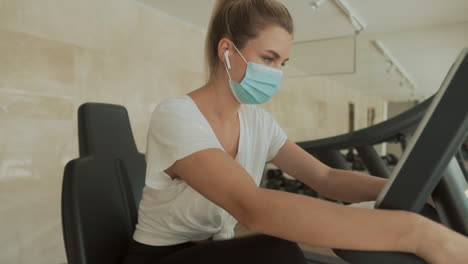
224;43;283;104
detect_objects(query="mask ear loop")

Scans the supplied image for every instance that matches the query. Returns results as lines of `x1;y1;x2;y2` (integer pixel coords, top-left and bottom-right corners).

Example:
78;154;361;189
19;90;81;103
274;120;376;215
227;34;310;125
224;41;248;81
231;42;248;64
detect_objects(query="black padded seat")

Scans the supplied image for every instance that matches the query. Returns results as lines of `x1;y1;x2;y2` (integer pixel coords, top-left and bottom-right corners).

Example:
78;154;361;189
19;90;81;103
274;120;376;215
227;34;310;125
62;103;146;264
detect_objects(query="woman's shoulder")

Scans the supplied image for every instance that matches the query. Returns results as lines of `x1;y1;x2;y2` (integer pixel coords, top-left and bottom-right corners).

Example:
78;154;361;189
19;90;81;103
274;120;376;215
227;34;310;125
241;104;274;121
152;95;193;114
149;95;211;133
151;95;203;121
148;95;201;129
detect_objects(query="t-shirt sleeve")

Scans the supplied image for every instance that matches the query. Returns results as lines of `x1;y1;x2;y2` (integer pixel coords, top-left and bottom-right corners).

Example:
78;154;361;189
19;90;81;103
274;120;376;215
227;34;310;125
261;108;288;162
145;99;222;189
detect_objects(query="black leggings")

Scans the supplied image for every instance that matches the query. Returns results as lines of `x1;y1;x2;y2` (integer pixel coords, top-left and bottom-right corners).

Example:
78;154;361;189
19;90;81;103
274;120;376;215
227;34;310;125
123;234;307;264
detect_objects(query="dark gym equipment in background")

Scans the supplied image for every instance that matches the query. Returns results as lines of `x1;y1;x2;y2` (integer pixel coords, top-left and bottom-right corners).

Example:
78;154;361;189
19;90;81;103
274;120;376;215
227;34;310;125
264;48;468;263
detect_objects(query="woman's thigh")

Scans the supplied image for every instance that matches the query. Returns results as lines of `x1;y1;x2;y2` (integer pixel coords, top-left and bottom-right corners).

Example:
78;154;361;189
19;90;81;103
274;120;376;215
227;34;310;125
155;234;307;264
123;239;194;264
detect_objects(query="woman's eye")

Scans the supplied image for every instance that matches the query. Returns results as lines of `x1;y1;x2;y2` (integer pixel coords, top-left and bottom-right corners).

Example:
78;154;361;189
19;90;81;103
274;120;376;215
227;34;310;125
263;57;274;63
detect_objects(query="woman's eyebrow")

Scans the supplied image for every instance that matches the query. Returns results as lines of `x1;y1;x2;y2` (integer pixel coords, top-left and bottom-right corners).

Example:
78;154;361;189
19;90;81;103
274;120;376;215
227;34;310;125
265;49;289;62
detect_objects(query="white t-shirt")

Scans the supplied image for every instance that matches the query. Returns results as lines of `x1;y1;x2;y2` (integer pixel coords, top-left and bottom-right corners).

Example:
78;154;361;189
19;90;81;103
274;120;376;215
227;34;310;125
133;95;288;246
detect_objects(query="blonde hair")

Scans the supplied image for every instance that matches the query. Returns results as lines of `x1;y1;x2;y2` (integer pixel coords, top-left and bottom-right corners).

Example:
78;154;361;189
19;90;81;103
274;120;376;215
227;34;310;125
205;0;294;81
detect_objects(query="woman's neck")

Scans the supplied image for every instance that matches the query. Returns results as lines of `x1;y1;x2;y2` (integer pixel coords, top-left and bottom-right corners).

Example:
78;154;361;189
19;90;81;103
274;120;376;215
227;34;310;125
188;73;241;125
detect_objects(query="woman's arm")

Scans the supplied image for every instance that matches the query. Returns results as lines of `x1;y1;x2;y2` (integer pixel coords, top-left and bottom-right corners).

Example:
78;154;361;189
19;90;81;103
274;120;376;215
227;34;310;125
271;140;386;203
250;187;422;252
171;148;420;253
171;147;467;263
249;187;468;263
316;168;386;203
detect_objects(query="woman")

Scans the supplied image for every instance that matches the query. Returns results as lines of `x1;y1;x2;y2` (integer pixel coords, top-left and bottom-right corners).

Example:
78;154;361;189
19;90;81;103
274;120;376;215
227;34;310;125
124;0;468;263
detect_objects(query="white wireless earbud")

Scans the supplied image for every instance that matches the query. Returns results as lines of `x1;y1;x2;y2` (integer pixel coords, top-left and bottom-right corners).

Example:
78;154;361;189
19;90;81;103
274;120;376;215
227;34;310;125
224;50;231;70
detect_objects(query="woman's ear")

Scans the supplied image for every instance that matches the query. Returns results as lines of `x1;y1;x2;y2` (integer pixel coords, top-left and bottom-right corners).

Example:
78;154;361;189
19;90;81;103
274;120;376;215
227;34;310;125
217;38;231;67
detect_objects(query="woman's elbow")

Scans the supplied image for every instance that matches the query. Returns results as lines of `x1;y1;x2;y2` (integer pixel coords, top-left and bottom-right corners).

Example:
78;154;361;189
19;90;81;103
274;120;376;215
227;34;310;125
234;188;263;232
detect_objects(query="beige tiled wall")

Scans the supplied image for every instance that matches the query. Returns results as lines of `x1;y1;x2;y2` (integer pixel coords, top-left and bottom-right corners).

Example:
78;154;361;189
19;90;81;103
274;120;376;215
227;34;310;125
264;71;386;141
0;0;385;263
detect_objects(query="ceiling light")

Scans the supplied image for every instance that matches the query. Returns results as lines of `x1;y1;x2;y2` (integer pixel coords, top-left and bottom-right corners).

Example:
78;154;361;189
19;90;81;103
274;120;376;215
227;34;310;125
308;0;327;12
332;0;366;33
385;63;395;74
372;40;417;91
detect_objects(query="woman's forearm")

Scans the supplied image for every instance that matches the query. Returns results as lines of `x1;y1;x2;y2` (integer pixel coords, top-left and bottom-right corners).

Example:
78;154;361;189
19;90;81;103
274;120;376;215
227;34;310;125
315;168;387;203
248;188;425;254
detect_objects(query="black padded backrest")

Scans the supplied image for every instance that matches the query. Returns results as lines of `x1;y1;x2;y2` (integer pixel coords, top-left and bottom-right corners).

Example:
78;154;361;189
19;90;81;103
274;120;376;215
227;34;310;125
77;103;146;206
62;103;146;264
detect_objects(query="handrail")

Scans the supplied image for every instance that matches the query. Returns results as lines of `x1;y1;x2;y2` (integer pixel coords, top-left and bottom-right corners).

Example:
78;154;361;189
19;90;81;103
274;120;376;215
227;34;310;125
297;96;433;151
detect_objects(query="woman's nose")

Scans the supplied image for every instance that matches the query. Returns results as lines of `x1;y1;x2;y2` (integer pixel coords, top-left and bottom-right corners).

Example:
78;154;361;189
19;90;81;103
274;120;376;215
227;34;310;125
273;63;283;69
